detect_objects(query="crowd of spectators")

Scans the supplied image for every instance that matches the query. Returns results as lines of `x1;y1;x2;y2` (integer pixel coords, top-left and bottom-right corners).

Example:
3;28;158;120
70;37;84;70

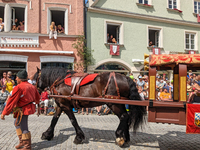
129;73;174;102
0;18;25;32
187;71;200;102
0;71;54;116
0;71;14;114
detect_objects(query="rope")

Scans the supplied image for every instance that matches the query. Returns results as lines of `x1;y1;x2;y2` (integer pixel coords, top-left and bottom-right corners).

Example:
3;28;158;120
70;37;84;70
13;107;23;127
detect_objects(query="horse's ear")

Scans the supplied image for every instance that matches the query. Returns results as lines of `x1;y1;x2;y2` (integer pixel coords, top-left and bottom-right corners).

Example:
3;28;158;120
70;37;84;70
36;66;41;73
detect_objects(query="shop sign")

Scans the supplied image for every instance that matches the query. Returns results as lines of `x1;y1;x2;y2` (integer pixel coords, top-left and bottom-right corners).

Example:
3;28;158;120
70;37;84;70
0;35;39;45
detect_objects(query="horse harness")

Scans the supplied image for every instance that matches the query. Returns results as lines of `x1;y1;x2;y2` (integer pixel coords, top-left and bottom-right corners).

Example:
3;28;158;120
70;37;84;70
50;72;128;109
100;72;128;100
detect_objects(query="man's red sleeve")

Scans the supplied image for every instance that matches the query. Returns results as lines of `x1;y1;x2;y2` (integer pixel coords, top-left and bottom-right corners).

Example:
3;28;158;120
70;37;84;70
2;86;22;115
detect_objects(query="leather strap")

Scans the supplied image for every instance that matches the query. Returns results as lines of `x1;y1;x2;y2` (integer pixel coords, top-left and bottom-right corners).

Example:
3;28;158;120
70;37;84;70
76;73;89;94
71;77;80;95
50;75;71;95
102;72;121;99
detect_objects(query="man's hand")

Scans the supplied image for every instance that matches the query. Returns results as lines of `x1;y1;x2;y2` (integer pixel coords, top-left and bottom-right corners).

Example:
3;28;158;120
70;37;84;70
1;114;5;120
193;83;200;91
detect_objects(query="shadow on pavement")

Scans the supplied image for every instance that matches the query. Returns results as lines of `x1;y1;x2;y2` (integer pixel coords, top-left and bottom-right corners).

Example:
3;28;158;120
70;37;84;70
32;126;200;149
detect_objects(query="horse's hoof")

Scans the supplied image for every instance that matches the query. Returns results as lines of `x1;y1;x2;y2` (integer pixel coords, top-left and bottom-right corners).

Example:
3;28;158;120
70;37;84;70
123;141;130;147
41;133;54;141
116;137;125;147
73;138;83;144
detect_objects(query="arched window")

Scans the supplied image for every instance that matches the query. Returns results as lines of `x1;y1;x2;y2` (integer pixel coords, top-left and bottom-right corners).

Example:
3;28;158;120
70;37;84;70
95;63;129;74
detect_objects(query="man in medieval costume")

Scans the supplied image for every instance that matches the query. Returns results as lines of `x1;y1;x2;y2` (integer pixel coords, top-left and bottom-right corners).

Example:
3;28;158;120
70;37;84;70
1;70;40;150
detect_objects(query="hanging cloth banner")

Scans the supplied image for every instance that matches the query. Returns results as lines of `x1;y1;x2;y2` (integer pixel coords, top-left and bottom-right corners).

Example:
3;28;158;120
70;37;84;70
197;14;200;23
110;45;120;56
186;103;200;134
152;48;161;55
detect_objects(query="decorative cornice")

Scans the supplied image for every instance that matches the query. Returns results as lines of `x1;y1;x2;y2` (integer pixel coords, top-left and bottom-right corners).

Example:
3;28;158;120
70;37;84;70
0;32;79;38
0;44;39;48
0;49;74;54
43;2;72;13
19;0;32;9
0;54;28;62
88;0;99;7
40;55;74;63
88;7;200;28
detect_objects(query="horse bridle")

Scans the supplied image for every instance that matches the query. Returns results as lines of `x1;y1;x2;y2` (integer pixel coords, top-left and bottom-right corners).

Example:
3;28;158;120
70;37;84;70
35;72;42;91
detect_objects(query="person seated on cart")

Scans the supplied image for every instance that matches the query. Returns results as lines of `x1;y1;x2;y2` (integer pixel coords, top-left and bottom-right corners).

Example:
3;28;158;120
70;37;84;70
159;87;172;101
188;87;200;103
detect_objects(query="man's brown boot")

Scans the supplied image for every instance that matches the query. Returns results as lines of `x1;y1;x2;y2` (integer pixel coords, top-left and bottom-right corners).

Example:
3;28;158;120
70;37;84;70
19;132;31;150
15;128;24;149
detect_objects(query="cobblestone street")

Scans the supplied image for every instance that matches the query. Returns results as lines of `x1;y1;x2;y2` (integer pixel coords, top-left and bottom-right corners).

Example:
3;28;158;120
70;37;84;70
0;114;200;150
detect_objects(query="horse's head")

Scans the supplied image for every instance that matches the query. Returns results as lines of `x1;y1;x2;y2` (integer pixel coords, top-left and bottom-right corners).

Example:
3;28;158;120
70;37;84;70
33;67;76;93
33;67;44;92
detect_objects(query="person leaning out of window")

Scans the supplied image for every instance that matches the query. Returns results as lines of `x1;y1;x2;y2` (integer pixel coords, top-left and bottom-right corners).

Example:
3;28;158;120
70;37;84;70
107;35;117;44
18;21;24;31
49;21;57;39
57;25;64;34
0;18;4;32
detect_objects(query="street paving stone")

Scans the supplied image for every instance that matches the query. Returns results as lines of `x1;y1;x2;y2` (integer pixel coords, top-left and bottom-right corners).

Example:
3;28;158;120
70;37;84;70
0;114;200;150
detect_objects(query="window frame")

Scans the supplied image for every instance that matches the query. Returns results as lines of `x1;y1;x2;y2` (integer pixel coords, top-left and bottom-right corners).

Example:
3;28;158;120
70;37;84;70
4;3;28;32
193;0;200;14
147;25;163;48
138;0;152;5
47;7;68;35
104;20;124;45
185;31;198;51
0;3;5;20
167;0;180;10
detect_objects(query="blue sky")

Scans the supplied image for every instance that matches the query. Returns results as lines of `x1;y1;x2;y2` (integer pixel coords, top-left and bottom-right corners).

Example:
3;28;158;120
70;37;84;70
85;0;88;4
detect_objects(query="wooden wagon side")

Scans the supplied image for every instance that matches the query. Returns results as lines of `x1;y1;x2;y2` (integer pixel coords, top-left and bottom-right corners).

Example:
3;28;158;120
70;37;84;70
147;54;200;125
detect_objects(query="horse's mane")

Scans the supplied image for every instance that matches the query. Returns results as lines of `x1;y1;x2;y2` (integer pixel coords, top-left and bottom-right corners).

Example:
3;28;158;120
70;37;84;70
40;67;75;87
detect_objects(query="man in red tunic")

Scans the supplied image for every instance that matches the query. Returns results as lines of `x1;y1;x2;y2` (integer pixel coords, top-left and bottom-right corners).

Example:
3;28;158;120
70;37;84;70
1;70;40;150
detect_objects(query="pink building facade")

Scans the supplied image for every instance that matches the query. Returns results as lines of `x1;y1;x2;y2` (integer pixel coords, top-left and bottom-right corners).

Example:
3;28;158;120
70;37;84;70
0;0;84;77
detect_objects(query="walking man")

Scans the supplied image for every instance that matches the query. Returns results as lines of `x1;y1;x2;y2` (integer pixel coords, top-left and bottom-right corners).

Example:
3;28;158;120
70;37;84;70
1;70;41;150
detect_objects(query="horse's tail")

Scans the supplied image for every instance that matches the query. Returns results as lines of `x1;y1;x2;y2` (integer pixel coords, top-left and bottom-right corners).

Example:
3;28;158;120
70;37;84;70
127;77;147;131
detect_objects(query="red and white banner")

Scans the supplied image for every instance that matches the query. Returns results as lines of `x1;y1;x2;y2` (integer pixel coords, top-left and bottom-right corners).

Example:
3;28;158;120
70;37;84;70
197;14;200;23
186;103;200;134
110;45;120;56
152;48;160;55
189;50;196;54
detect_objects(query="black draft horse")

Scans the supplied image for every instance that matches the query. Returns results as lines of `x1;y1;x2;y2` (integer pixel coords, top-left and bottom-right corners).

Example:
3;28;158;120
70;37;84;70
33;67;146;147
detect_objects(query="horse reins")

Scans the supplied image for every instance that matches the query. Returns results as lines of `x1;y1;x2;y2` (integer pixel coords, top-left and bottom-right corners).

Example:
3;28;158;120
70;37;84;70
50;75;72;95
35;73;41;90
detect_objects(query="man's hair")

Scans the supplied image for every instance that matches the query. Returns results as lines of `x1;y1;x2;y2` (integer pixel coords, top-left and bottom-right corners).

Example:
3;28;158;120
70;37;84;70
20;79;28;82
7;71;12;75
